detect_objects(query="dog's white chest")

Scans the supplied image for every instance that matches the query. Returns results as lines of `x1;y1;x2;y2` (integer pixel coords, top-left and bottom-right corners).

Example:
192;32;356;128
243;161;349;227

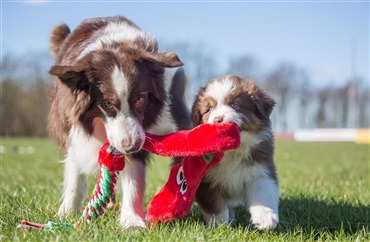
67;126;102;174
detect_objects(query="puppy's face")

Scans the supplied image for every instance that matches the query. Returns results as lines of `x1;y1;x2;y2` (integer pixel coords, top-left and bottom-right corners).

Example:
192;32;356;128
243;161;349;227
192;76;275;133
49;49;182;153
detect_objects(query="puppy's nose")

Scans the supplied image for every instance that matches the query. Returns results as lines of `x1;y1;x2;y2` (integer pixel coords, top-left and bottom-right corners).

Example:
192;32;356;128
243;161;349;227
122;138;142;153
213;116;224;123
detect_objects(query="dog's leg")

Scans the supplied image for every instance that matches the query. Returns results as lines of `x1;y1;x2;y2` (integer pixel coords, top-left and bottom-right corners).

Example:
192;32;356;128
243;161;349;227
245;176;279;230
58;157;87;216
119;158;146;229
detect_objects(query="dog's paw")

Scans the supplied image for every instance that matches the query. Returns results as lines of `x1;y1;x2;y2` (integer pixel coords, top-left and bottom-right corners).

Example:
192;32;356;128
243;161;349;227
249;206;279;230
119;213;146;230
57;203;77;217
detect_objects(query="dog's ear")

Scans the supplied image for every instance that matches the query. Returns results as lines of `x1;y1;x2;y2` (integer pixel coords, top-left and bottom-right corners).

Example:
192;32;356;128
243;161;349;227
49;65;87;90
50;23;71;57
147;52;183;68
253;89;276;120
50;65;92;118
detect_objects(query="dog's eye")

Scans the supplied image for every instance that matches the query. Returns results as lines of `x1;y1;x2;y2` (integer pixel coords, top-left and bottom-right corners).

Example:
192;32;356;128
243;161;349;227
135;93;147;108
230;103;239;109
209;105;214;111
136;97;144;107
103;100;114;109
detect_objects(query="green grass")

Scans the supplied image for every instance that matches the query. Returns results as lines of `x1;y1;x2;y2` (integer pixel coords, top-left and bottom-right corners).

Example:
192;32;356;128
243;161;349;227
1;137;369;241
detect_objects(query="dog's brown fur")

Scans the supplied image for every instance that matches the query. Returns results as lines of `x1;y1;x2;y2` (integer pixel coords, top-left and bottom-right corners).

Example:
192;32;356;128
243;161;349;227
48;16;183;229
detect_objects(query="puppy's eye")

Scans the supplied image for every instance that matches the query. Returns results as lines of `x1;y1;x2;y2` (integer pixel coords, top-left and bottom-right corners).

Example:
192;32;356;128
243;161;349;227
103;100;114;109
209;105;214;111
230;103;239;109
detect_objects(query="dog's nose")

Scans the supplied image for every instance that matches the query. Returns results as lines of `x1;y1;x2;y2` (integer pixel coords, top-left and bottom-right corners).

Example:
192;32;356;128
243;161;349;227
213;116;224;123
122;138;142;153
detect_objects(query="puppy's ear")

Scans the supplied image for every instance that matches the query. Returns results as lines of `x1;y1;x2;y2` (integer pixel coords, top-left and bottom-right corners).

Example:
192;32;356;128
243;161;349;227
147;52;183;68
49;65;87;90
191;102;202;126
191;87;209;126
253;89;276;120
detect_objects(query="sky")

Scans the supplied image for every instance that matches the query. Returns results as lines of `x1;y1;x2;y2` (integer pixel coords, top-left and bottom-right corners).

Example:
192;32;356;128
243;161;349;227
1;0;369;88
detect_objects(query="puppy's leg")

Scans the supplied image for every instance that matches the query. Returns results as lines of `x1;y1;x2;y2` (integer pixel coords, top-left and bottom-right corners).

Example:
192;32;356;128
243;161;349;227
58;157;87;216
245;175;279;230
228;204;236;222
196;181;230;226
201;207;229;227
119;158;146;229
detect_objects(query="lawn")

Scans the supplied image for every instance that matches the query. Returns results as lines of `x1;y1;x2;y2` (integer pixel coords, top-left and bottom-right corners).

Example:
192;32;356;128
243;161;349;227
0;137;369;241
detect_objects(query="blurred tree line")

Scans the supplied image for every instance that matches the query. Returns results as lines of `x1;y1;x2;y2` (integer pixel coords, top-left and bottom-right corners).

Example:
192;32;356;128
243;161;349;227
1;52;52;136
1;43;369;136
164;42;369;132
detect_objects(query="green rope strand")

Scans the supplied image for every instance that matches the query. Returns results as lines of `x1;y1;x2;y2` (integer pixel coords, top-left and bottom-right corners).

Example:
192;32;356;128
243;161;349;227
77;167;119;226
18;143;123;232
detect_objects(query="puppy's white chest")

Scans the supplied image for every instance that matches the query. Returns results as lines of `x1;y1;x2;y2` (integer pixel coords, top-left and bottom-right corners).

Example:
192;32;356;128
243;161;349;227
204;131;263;197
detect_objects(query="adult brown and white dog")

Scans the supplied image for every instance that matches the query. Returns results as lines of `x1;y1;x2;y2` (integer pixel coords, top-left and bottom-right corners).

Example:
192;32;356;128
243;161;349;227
48;16;183;229
170;70;279;230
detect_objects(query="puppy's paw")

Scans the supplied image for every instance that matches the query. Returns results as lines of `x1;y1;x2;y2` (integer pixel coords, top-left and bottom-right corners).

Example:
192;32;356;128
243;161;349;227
202;208;230;227
250;206;279;230
119;213;146;230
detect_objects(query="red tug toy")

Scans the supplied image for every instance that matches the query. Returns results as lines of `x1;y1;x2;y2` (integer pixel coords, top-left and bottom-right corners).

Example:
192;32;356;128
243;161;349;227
144;122;240;225
18;122;240;231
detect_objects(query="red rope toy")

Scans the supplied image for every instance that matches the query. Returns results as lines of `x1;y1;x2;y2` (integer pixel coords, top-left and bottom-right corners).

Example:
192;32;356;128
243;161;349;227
18;122;240;231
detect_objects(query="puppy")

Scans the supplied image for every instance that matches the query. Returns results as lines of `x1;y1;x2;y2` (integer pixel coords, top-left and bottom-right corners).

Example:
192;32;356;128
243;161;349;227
48;16;183;229
169;70;279;230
